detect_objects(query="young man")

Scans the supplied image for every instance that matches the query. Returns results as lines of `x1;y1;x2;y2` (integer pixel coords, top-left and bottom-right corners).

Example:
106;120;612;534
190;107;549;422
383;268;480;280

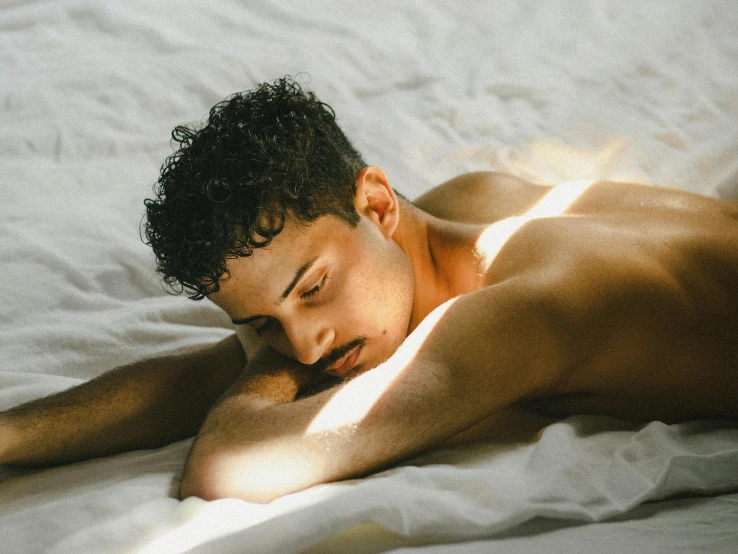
1;78;737;503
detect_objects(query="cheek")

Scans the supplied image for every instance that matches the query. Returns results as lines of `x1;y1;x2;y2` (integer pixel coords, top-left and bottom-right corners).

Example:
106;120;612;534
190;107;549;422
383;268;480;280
360;260;412;340
338;228;414;350
332;263;385;335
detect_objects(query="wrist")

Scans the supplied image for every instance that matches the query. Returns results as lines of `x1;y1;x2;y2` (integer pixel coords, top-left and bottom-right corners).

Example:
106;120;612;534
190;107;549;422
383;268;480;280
238;371;303;404
235;347;315;403
0;415;18;465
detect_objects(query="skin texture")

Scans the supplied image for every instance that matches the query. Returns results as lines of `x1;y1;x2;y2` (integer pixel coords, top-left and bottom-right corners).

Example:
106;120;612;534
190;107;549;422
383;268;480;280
419;173;738;422
2;170;737;503
180;169;738;502
211;168;416;378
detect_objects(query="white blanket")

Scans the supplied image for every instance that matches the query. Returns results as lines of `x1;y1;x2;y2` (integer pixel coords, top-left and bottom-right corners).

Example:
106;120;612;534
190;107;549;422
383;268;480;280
2;1;738;552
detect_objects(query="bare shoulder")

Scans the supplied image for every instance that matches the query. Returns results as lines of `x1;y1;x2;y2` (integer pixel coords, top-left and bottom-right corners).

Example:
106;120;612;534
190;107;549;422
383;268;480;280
412;171;549;224
479;208;738;421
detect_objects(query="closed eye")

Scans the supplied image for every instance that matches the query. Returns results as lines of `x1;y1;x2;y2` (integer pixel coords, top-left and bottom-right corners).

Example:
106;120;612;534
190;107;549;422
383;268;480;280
301;274;328;299
246;274;329;336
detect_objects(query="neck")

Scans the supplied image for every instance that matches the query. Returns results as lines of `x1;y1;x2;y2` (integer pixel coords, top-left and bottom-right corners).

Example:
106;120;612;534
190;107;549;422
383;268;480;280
393;199;483;332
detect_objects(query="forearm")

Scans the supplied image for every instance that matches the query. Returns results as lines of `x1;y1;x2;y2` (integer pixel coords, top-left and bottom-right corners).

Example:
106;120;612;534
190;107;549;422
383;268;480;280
180;319;460;503
180;346;315;501
179;356;445;503
0;335;244;467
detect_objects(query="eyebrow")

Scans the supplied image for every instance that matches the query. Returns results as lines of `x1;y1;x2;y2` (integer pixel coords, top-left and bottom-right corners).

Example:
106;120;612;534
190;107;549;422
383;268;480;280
231;257;318;326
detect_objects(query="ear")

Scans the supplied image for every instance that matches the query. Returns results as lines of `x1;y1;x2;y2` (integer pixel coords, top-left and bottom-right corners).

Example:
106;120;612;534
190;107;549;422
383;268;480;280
353;166;400;239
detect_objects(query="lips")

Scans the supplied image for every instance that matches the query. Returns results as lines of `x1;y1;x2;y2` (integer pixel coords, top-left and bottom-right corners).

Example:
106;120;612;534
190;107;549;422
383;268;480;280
326;345;362;376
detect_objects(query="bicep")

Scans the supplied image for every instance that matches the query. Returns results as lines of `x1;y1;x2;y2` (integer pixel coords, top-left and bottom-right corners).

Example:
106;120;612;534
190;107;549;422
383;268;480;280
277;283;568;484
336;283;568;464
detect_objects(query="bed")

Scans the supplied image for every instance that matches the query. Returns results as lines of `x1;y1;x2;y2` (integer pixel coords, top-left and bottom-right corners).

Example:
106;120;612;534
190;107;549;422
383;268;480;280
2;1;738;552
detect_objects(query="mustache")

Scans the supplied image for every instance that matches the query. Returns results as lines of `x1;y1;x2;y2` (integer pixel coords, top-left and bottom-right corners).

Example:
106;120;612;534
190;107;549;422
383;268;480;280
310;336;367;373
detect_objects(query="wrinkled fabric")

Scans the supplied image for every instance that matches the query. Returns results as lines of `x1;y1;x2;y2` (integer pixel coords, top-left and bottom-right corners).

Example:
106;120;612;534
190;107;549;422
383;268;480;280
1;1;738;553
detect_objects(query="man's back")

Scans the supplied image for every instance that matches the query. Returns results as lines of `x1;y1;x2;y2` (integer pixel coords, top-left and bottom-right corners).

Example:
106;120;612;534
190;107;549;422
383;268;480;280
416;172;738;422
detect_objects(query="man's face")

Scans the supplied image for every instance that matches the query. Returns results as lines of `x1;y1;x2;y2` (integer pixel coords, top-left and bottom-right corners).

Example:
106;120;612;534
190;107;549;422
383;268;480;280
209;212;415;379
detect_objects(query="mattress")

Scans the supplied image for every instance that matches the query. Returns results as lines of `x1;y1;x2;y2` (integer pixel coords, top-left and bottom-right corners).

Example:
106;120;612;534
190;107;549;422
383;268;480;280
1;1;737;552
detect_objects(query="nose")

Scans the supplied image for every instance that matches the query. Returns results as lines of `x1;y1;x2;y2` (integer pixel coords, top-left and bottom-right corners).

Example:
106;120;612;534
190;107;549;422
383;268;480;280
283;320;335;366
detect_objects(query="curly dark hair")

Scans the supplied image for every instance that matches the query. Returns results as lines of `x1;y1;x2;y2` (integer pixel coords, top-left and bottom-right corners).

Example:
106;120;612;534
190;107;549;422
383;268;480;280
143;77;366;300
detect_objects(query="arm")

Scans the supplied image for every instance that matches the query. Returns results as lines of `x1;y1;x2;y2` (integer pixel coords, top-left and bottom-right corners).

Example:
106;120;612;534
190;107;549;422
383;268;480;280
0;334;245;467
180;280;570;503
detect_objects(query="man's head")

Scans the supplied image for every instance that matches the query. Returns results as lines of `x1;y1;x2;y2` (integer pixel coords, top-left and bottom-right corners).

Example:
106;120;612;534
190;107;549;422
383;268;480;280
144;77;416;376
144;76;366;300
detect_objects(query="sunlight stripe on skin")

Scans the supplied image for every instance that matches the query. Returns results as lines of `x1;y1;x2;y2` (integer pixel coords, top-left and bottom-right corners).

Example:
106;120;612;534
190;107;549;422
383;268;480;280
304;180;595;436
305;297;460;435
474;180;596;272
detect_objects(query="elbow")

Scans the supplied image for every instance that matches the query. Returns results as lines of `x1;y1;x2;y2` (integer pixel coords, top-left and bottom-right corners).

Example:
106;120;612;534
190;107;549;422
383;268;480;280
178;448;318;504
179;455;278;504
179;462;234;503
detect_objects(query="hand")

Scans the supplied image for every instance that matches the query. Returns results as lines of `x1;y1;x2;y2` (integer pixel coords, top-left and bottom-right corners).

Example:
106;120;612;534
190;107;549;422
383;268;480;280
231;345;317;404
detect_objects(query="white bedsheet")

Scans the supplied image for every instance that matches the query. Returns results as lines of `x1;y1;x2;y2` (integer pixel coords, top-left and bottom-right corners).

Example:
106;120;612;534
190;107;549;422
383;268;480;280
2;1;738;553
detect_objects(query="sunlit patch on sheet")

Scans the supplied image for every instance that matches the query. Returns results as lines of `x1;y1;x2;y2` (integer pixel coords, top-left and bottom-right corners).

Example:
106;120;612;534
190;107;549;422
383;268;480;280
135;491;330;553
500;140;634;183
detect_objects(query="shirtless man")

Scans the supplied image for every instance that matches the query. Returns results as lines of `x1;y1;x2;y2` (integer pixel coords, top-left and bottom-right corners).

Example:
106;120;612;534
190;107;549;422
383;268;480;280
1;77;737;503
